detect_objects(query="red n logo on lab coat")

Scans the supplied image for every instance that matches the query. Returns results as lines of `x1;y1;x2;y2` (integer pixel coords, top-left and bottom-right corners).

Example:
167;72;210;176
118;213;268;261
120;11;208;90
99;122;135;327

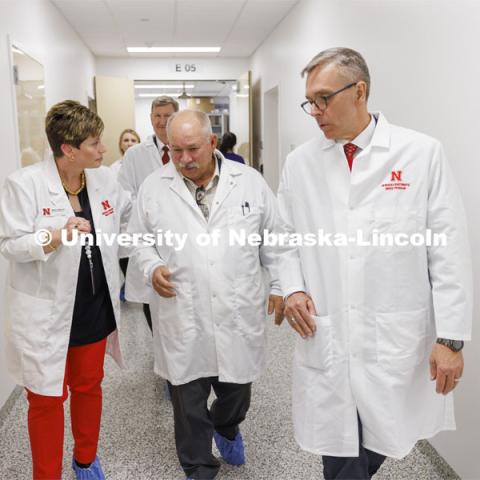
391;171;402;182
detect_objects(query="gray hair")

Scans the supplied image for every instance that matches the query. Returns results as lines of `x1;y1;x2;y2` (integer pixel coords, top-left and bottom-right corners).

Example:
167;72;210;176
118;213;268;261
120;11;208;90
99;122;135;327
166;109;213;141
151;95;179;113
301;47;371;99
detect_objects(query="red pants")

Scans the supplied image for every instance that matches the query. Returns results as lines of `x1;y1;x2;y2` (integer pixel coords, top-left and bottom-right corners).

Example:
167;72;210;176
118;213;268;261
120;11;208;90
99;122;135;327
26;338;107;480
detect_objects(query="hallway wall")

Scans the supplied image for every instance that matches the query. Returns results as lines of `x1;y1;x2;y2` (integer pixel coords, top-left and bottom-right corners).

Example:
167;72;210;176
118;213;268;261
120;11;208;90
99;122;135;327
0;0;96;408
250;0;480;478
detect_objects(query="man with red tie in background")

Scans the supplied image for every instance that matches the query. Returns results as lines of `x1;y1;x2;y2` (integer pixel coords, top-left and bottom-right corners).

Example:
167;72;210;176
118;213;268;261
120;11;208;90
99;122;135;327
118;95;179;331
277;47;472;479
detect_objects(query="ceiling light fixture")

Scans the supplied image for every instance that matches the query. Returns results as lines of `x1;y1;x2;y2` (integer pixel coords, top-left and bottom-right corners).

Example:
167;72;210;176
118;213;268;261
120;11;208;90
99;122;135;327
138;93;181;98
178;81;192;100
127;46;221;53
135;84;194;89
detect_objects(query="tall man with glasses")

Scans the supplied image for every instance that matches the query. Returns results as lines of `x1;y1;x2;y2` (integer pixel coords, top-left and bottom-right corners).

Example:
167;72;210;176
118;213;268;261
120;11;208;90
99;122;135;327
277;47;472;479
127;110;285;479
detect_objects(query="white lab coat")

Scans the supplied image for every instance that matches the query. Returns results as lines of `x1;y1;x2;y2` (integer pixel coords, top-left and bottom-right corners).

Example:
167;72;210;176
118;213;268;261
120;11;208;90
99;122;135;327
110;158;123;180
118;134;164;199
118;134;168;300
0;157;131;396
126;155;281;385
277;113;472;459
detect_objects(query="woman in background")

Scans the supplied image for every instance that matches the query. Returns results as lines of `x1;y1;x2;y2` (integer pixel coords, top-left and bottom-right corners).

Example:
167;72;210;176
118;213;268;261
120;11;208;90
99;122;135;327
110;129;140;302
110;128;140;178
219;131;245;164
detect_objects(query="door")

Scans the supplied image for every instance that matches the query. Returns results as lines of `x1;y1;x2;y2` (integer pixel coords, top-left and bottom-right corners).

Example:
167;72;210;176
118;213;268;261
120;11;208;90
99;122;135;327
263;86;280;192
94;76;135;165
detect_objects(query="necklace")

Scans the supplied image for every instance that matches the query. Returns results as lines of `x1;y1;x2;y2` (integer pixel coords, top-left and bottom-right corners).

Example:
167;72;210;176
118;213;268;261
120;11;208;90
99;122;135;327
62;172;85;195
85;238;95;295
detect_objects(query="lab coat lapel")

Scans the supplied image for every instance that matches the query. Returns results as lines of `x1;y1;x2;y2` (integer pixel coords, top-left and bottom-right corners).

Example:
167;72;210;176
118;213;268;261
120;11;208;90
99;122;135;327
164;163;206;222
321;139;351;207
146;134;162;166
209;157;240;223
43;156;74;215
85;169;102;230
348;113;393;207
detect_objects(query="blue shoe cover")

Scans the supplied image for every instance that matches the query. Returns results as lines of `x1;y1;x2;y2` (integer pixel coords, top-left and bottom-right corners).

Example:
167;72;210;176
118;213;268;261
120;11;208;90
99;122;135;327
72;456;106;479
213;431;245;465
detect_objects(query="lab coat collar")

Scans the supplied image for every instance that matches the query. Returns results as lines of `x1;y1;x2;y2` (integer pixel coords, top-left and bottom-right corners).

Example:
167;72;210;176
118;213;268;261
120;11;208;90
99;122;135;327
144;134;156;149
44;154;64;194
163;150;242;223
369;112;390;149
43;154;102;220
318;111;390;151
44;154;102;194
159;149;242;180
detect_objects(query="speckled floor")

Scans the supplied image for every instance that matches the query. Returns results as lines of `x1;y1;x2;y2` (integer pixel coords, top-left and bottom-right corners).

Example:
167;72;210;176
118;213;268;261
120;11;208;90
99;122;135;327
0;302;459;479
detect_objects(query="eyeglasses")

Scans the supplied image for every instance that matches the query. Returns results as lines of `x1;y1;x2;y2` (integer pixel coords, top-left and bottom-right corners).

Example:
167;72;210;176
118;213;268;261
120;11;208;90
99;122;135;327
301;82;357;115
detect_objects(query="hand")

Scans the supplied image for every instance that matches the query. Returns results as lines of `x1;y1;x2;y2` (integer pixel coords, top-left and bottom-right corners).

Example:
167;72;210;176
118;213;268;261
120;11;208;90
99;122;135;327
62;216;91;241
268;295;285;325
152;265;176;298
284;292;317;338
47;217;91;250
429;343;464;395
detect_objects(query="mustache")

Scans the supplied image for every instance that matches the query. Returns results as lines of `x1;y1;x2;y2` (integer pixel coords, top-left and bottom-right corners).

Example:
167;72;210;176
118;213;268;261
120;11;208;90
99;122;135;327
177;162;200;169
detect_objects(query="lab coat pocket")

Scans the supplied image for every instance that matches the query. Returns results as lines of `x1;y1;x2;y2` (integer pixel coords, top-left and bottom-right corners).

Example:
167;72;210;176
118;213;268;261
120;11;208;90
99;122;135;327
296;315;334;371
228;206;262;232
373;209;418;252
6;286;54;351
155;283;196;338
376;308;427;370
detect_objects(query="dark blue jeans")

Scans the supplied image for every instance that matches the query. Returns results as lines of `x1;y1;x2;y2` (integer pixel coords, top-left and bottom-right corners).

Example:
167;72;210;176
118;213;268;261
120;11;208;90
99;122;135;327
322;415;386;479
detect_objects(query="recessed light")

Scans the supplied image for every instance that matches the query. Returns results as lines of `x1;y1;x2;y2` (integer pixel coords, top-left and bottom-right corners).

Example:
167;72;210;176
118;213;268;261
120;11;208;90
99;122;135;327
127;47;221;53
138;93;181;98
135;84;194;89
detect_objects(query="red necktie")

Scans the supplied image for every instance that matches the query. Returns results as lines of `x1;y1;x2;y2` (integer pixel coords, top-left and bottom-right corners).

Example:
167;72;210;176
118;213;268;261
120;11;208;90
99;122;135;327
161;145;170;165
344;143;358;171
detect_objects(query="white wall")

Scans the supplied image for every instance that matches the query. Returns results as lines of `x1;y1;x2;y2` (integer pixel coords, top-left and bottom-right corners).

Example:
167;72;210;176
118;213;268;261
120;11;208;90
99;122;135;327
0;0;96;408
228;91;250;162
96;57;249;82
251;0;480;478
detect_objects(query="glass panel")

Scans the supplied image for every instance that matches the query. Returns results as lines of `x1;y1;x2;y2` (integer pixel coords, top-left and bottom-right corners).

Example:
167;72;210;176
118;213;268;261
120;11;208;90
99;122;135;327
12;45;47;167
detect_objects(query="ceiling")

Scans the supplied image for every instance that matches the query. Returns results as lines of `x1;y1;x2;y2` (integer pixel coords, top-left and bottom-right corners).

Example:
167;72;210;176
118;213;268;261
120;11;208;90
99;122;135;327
51;0;300;58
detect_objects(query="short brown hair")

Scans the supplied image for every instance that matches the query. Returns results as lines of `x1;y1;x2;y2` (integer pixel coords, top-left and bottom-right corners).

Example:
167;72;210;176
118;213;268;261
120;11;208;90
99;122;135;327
151;95;179;113
45;100;104;157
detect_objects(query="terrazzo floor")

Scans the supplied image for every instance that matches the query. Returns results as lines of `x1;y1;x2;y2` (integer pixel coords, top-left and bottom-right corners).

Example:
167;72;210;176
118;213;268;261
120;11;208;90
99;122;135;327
0;302;460;479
